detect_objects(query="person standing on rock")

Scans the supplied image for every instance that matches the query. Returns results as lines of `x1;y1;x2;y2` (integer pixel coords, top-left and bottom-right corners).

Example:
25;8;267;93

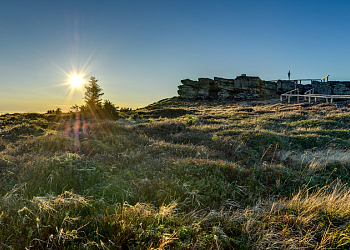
288;70;291;81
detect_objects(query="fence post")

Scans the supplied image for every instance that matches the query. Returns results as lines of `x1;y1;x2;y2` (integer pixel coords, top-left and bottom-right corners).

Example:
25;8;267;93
297;89;299;103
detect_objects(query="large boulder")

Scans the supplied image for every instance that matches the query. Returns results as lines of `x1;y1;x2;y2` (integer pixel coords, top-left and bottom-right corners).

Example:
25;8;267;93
181;79;200;88
177;85;198;98
332;82;350;95
216;81;238;91
277;80;296;94
312;81;333;95
218;89;232;100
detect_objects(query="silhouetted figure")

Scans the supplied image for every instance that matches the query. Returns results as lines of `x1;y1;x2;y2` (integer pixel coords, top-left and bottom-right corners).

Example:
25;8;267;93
288;70;291;81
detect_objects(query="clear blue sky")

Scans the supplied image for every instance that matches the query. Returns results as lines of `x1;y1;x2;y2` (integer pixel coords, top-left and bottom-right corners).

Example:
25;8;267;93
1;0;350;112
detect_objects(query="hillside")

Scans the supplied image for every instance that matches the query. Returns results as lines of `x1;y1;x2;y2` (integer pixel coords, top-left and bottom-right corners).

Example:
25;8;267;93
1;97;350;249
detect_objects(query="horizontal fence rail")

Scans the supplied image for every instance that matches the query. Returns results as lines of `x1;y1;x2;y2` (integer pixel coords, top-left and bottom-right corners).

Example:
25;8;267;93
280;88;350;104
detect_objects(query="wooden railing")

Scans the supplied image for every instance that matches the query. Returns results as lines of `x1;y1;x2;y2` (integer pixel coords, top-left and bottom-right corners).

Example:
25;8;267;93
281;88;350;104
304;89;314;95
280;88;299;103
320;75;330;82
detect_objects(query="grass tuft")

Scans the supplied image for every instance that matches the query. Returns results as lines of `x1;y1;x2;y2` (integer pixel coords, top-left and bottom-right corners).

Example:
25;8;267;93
1;99;350;248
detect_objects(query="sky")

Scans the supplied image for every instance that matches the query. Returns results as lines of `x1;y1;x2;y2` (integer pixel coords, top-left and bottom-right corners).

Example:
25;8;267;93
1;0;350;112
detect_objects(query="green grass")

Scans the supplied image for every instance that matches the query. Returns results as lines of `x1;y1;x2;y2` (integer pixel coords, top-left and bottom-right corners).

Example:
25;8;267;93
1;99;350;249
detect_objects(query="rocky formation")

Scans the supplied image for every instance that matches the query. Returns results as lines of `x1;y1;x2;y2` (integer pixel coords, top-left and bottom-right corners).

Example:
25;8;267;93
178;74;311;100
312;81;350;95
178;74;350;100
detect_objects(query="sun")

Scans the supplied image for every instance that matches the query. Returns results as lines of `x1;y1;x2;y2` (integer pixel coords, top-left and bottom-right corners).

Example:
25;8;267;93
69;74;84;88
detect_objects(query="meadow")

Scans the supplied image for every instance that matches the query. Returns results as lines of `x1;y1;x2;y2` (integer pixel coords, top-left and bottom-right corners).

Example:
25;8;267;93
1;97;350;249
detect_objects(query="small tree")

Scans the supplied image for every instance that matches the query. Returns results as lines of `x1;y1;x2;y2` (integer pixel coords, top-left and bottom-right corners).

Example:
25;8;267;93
55;107;62;115
69;104;80;113
46;108;62;115
102;100;119;118
84;76;104;110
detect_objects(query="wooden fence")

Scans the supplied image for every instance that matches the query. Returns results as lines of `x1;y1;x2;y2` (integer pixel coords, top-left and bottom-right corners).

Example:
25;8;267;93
280;88;350;104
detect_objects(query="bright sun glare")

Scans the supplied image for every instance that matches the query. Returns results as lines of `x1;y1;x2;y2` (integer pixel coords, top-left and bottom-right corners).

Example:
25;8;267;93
69;74;84;88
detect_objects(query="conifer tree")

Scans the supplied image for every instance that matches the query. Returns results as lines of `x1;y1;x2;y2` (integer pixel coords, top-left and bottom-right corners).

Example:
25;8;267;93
84;76;104;110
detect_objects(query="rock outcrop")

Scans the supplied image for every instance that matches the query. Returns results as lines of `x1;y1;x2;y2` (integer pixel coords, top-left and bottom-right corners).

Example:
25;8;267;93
178;74;311;100
312;81;350;95
178;74;350;100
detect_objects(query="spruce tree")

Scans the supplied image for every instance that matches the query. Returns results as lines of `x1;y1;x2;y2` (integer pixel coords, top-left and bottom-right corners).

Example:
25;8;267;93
84;76;104;110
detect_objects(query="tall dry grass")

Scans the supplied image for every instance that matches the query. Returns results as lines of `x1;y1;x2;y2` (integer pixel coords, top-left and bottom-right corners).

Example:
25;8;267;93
1;99;350;248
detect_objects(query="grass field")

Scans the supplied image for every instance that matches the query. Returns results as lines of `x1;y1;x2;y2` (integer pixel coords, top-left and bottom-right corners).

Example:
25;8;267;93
1;97;350;249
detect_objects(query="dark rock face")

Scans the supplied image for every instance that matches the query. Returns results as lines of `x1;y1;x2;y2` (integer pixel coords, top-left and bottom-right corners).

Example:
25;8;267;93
178;74;311;100
312;81;350;95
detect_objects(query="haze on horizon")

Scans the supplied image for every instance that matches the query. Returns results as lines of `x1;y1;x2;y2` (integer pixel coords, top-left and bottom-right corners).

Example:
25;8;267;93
2;0;350;113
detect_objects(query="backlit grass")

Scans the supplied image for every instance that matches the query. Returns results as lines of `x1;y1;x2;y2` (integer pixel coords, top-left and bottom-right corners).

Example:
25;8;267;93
1;97;350;249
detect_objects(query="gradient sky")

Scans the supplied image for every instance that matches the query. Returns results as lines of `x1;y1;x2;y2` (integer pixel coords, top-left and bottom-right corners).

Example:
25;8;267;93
2;0;350;112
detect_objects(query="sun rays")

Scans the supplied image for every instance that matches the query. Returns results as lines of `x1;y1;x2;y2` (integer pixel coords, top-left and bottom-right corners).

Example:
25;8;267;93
45;48;98;112
63;72;87;108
